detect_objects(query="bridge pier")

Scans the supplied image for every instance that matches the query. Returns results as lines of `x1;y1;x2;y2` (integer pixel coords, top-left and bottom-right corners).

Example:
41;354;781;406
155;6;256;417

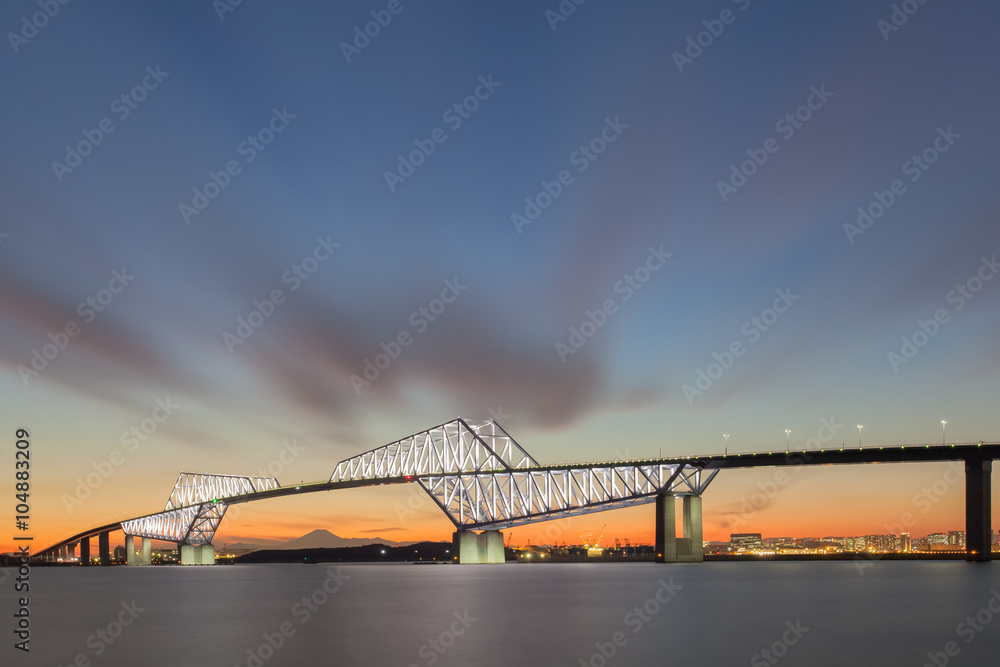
453;530;505;564
656;494;703;563
180;543;215;565
58;545;67;561
68;543;76;560
99;531;111;565
965;457;993;562
79;537;90;565
125;536;152;566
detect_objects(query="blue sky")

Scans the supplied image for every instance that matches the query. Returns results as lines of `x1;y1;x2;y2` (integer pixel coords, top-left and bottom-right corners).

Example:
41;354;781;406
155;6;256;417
2;1;998;545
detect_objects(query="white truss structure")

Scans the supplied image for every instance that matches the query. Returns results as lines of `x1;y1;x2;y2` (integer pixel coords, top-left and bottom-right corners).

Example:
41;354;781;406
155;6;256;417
419;464;718;530
165;473;278;510
330;419;537;482
122;473;278;544
107;420;722;548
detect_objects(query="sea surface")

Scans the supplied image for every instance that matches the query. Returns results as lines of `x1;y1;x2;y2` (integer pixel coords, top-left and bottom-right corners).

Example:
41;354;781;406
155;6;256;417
14;561;1000;666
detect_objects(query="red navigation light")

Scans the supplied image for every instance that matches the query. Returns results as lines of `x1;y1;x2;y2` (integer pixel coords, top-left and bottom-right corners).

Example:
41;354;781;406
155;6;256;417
405;475;413;481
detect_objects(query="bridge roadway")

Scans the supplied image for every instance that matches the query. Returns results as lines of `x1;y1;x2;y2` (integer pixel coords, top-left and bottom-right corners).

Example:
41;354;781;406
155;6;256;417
34;438;999;565
33;476;414;564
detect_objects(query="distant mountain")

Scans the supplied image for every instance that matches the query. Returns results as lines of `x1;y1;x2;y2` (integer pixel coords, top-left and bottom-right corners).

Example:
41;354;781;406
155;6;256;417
235;541;455;564
275;529;408;550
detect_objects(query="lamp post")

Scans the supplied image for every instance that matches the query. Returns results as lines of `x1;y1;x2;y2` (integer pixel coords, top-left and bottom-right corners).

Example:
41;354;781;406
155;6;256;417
941;420;947;446
724;433;729;456
857;425;863;448
785;429;791;452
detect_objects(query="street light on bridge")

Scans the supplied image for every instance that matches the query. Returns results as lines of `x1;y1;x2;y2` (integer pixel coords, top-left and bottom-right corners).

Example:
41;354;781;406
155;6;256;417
784;429;791;452
724;434;729;456
857;425;863;448
941;420;947;446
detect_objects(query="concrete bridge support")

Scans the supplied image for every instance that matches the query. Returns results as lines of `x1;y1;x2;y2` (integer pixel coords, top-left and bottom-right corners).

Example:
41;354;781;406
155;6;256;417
68;543;76;560
125;536;152;566
79;538;90;565
453;530;505;564
656;494;704;563
58;546;67;561
655;493;676;562
965;457;993;562
98;531;111;565
180;544;215;565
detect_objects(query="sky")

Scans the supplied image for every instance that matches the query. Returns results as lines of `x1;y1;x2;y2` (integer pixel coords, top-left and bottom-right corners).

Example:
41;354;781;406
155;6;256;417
1;1;999;553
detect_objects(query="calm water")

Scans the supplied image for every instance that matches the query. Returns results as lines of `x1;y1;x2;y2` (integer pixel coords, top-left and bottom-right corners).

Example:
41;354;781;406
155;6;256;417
14;561;1000;666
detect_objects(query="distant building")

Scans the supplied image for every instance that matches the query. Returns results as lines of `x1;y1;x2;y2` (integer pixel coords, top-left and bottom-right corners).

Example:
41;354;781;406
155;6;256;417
113;546;125;561
899;533;912;553
844;537;866;552
864;534;896;552
948;531;966;547
927;533;948;546
731;533;763;551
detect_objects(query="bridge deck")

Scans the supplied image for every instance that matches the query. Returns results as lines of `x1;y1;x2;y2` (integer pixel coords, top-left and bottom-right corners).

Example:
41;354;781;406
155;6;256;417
36;441;999;557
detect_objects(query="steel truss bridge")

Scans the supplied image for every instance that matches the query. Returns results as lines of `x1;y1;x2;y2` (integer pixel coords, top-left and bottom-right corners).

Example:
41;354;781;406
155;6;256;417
34;418;999;565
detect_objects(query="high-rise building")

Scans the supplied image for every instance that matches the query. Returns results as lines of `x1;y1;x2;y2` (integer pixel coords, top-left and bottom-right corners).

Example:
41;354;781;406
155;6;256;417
948;531;966;547
113;546;126;561
927;533;948;546
864;534;896;552
730;533;763;551
844;536;866;552
899;533;912;553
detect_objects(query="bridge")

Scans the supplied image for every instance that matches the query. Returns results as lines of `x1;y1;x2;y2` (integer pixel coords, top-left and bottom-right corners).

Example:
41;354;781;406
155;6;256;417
33;418;998;565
